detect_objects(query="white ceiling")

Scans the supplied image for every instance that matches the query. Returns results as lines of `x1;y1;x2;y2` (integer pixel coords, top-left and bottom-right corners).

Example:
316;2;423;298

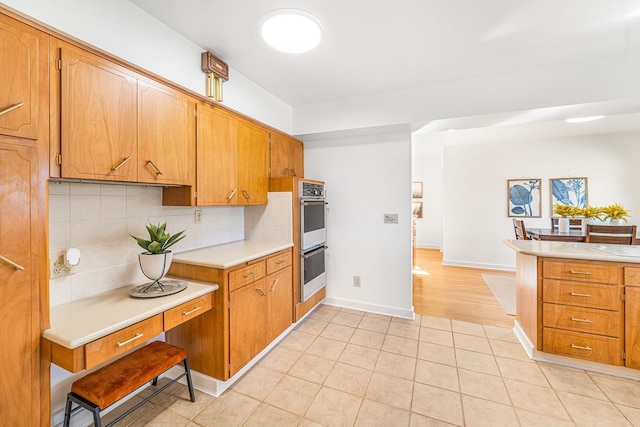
130;0;640;137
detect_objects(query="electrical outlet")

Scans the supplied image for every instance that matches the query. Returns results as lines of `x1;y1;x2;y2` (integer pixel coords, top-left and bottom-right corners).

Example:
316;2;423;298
195;210;202;223
353;275;361;287
384;213;398;224
50;255;77;279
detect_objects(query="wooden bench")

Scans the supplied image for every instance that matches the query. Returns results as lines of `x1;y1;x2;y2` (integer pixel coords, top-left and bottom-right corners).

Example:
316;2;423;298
63;341;195;427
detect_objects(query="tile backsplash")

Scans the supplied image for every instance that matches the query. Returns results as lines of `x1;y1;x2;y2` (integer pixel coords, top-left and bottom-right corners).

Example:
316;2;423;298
245;192;293;242
49;181;244;306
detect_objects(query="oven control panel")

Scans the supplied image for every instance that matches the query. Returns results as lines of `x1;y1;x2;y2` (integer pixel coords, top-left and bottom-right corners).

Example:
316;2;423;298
300;182;325;199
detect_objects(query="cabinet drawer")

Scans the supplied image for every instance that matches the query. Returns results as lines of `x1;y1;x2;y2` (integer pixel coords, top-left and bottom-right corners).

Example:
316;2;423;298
164;293;213;330
625;267;640;286
229;261;266;292
542;260;619;284
85;314;163;369
542;279;622;310
267;250;292;274
542;303;621;337
543;328;623;365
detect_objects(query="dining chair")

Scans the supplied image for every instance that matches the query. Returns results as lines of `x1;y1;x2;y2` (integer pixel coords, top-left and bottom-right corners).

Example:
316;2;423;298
513;219;530;240
551;217;583;230
585;224;637;245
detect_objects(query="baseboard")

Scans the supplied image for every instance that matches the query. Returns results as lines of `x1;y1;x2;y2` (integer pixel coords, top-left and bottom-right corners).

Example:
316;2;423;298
322;296;415;319
442;258;515;272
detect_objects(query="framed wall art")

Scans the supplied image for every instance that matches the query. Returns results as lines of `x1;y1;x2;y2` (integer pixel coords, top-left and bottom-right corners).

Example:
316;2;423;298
412;182;423;199
412;202;423;218
550;177;588;211
507;178;541;217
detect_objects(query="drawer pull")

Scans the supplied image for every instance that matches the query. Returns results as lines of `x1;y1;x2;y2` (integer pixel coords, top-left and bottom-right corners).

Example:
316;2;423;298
570;270;592;275
116;333;144;347
570;344;593;351
570;316;592;323
0;254;25;271
243;271;257;279
183;306;202;316
570;292;592;298
227;188;237;201
146;159;163;175
256;287;266;296
111;156;131;171
276;260;287;265
242;189;251;200
270;278;279;292
0;101;24;116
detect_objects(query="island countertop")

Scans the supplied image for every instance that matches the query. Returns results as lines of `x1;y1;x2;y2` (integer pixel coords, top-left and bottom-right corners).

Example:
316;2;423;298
172;240;293;269
504;239;640;263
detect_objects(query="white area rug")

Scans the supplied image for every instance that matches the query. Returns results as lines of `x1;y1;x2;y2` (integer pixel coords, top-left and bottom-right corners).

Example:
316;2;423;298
481;274;516;316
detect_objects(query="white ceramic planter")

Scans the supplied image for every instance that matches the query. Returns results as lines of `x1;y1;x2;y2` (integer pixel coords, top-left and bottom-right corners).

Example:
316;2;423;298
558;217;570;233
138;251;173;282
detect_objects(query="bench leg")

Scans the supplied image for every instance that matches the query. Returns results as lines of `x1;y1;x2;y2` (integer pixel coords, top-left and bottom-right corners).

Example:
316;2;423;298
63;395;73;427
65;392;103;427
184;357;195;402
152;376;158;386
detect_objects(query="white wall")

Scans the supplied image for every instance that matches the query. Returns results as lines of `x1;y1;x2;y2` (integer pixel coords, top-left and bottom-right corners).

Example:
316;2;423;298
411;135;444;249
304;131;414;318
433;132;640;270
0;0;292;133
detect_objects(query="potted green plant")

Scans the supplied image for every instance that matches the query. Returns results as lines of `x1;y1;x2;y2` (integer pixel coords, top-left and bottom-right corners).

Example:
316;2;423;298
130;222;186;285
600;203;630;225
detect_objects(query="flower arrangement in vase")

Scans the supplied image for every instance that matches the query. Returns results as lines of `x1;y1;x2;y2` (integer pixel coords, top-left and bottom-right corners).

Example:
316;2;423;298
553;204;581;233
600;203;630;224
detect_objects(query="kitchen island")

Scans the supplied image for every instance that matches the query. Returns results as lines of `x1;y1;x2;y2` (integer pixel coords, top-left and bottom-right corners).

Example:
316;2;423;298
505;239;640;380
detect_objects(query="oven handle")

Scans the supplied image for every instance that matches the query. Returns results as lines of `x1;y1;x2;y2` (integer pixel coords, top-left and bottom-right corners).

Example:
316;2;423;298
301;201;328;206
302;246;328;258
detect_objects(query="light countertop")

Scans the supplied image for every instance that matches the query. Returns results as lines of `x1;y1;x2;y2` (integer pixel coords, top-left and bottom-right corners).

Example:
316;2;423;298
43;280;218;349
504;239;640;262
172;240;293;269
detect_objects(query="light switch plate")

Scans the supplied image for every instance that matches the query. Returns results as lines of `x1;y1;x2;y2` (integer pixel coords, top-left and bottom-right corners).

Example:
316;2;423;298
384;213;398;224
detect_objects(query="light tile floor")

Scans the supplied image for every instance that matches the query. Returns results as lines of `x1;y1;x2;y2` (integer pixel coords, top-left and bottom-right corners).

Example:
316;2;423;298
101;304;640;426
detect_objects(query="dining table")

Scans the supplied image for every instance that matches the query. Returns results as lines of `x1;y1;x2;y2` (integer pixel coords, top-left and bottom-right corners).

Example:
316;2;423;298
526;227;586;242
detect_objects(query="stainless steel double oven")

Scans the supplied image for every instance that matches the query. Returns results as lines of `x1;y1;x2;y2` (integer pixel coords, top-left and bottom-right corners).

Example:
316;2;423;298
299;181;327;302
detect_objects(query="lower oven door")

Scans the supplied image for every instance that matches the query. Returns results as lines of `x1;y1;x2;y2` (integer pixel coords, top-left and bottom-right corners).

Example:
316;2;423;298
300;245;327;302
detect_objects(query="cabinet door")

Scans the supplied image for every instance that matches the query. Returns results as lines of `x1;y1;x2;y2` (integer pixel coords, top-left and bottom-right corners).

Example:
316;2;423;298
626;286;640;369
229;279;268;376
59;45;137;181
267;266;293;342
237;120;268;205
289;137;304;178
0;14;45;140
196;103;238;205
138;79;195;185
0;142;39;425
270;132;291;177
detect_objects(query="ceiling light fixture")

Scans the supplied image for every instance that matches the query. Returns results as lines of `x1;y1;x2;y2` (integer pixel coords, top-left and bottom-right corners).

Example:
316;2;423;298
564;115;605;123
260;9;323;54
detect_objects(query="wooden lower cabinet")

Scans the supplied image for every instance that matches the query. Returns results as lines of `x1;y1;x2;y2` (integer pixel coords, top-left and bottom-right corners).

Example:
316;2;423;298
624;268;640;369
167;248;293;380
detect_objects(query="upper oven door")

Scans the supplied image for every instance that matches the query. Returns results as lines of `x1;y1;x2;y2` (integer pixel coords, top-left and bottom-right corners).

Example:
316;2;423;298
300;199;327;250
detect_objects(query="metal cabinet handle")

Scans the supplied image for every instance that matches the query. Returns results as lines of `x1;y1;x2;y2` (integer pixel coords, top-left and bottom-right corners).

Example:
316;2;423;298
270;278;279;292
183;306;202;316
290;169;297;177
147;160;163;175
227;188;237;201
0;254;25;271
570;292;592;298
111;156;131;171
282;168;289;176
0;102;24;116
256;288;265;296
242;190;250;200
116;333;144;347
276;260;286;265
244;271;257;279
570;270;592;275
570;344;592;351
570;317;592;323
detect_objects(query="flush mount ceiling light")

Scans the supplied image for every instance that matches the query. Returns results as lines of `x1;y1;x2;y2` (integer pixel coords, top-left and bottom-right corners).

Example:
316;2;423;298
260;9;323;53
565;115;605;123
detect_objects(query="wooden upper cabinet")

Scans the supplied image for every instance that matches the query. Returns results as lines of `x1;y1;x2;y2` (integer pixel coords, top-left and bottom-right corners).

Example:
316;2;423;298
0;13;47;140
270;132;303;178
58;44;138;181
138;79;195;186
237;119;269;205
196;103;238;205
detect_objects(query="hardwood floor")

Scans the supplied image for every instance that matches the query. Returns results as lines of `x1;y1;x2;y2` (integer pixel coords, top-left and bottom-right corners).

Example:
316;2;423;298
412;248;515;328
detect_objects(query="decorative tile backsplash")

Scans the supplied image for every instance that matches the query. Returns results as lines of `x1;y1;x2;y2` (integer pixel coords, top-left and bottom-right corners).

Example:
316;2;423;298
245;192;293;242
49;182;245;306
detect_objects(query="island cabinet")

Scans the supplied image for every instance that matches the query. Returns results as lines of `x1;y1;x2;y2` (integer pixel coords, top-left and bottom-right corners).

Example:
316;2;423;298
270;132;304;178
540;259;624;366
624;267;640;369
51;40;195;185
0;13;47;140
165;247;293;380
162;102;268;206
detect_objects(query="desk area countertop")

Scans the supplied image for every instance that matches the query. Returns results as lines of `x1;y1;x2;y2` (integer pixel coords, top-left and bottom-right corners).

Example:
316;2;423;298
172;240;293;269
504;239;640;263
43;280;218;349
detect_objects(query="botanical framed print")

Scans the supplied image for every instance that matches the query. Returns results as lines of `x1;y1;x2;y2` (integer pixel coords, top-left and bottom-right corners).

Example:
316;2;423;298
550;177;588;211
412;202;423;218
507;178;541;217
412;182;423;199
